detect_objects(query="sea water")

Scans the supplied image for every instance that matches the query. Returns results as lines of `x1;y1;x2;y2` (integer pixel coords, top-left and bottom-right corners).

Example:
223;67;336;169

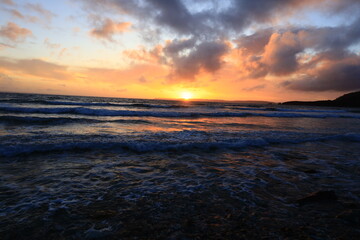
0;92;359;239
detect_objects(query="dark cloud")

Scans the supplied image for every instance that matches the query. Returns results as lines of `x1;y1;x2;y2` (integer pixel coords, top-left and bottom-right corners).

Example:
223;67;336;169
236;29;273;54
219;0;303;31
164;38;196;56
148;0;195;35
80;0;360;41
283;57;360;91
262;31;303;75
165;40;229;79
101;0;341;37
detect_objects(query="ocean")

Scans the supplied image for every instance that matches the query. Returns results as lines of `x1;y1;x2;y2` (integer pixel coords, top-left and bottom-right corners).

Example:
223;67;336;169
0;92;359;239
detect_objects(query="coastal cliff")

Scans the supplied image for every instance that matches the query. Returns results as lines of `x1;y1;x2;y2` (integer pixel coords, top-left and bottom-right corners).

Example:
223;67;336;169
282;91;360;108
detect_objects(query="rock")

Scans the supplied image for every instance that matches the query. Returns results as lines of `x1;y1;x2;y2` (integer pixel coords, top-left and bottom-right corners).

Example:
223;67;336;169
296;191;338;206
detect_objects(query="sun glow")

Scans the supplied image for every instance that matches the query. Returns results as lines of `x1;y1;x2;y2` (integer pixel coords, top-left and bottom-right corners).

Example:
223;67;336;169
180;91;193;100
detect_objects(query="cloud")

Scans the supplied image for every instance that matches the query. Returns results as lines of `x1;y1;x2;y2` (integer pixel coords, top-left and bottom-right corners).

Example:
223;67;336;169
123;45;164;64
79;0;360;44
0;58;71;80
90;18;131;41
145;0;199;35
164;39;229;79
0;0;15;5
243;84;267;91
82;0;354;38
26;3;56;22
0;42;14;50
283;56;360;91
79;0;359;78
232;13;360;90
236;29;274;55
44;38;61;49
164;38;196;56
262;31;303;75
7;9;39;23
0;22;32;42
9;9;23;19
64;0;360;92
58;48;68;58
138;76;148;83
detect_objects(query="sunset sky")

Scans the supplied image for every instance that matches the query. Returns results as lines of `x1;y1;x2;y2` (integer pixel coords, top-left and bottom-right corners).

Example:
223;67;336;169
0;0;360;101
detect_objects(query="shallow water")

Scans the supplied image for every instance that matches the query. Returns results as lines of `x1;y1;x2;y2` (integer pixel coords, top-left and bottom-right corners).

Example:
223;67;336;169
0;93;359;239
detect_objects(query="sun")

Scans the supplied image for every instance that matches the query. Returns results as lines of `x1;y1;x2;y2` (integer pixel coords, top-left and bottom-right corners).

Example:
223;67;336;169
180;91;193;100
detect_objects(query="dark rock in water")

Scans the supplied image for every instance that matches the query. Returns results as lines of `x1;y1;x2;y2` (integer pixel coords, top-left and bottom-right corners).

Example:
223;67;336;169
281;90;360;108
296;191;338;206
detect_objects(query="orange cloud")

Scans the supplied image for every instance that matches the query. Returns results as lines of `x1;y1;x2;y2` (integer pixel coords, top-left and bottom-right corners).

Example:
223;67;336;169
0;58;71;80
0;22;32;42
123;45;164;64
90;19;131;41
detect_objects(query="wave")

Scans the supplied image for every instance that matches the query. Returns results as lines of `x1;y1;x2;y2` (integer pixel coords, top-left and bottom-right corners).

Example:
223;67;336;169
0;99;187;109
0;115;151;125
0;106;359;119
1;131;359;157
230;106;348;113
46;101;189;109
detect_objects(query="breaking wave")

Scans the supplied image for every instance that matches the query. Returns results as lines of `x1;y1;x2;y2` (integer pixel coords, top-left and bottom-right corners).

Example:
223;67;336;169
0;106;359;119
1;131;359;157
0;115;151;125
